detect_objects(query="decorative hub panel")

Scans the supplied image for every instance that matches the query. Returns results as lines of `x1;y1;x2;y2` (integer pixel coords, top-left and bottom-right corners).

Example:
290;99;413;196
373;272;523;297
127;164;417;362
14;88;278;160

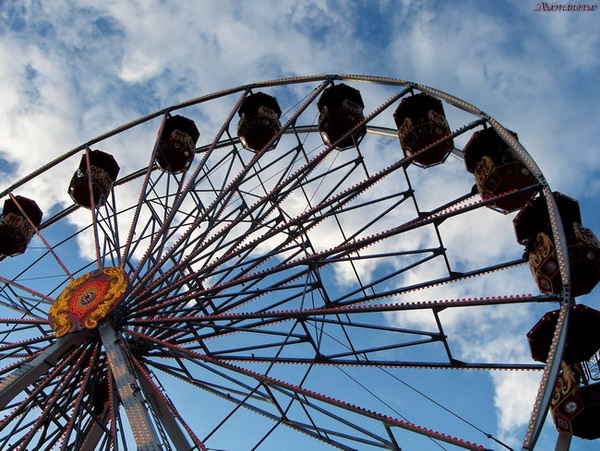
49;267;128;337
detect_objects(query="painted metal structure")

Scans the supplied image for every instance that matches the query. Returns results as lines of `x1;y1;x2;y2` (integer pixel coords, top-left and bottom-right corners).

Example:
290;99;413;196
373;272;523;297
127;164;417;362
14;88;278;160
0;75;588;450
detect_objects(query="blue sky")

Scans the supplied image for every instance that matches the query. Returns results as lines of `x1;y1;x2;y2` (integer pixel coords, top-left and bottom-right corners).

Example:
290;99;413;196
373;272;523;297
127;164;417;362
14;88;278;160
0;1;599;450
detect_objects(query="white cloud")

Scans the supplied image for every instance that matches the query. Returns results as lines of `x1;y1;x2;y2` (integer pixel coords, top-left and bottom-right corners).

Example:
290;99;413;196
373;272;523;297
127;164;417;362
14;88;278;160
492;370;542;445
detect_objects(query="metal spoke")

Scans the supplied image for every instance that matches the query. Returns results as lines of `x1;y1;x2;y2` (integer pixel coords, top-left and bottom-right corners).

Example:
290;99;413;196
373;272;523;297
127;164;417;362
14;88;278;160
127;329;489;450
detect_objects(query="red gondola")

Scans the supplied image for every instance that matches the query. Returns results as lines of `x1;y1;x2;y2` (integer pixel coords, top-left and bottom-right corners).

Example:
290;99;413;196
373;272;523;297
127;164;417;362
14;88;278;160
0;195;43;256
237;92;282;151
464;128;537;213
68;149;119;209
393;93;453;167
514;192;600;296
156;115;200;173
317;84;366;150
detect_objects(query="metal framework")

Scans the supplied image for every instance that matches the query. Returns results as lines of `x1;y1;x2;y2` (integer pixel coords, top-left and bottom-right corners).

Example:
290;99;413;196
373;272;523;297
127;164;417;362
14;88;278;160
0;75;574;450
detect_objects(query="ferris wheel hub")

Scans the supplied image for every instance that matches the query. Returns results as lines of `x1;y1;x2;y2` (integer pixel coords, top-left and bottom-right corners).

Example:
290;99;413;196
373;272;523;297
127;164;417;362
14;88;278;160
48;267;128;337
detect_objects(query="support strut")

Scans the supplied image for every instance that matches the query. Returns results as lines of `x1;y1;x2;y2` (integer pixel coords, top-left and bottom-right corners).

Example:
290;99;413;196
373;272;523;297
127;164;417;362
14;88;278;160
99;322;163;450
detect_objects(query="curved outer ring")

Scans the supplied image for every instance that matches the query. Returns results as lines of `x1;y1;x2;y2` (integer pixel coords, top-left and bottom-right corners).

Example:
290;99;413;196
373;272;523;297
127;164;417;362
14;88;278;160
0;74;572;449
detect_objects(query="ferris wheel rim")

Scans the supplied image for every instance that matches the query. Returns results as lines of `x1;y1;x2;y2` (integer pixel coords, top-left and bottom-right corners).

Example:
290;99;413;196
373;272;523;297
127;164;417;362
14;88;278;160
0;75;578;450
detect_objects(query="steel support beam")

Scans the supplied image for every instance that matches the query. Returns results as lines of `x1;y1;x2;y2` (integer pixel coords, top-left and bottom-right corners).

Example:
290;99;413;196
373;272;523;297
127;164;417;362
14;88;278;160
136;364;194;451
0;332;88;409
100;322;163;450
554;431;572;451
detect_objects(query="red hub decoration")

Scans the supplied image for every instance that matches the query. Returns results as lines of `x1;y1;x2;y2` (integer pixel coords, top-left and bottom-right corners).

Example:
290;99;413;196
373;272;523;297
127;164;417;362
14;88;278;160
49;267;128;337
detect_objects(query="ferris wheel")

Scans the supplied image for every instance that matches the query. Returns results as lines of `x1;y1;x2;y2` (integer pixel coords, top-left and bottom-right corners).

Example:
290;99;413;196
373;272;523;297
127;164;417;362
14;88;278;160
0;75;598;450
